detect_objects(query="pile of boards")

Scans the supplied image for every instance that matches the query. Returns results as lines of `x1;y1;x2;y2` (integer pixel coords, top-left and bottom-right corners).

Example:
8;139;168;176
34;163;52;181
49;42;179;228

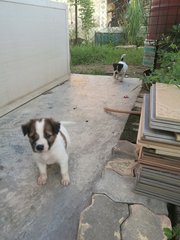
135;83;180;205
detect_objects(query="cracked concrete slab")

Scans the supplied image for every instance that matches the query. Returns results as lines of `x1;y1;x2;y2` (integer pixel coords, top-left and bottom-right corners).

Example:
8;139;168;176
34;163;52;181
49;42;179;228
121;204;171;240
77;194;129;240
0;74;141;240
94;169;168;215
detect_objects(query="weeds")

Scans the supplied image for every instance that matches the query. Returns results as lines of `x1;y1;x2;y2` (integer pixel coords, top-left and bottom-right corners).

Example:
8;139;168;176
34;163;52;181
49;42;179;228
142;51;180;86
163;225;180;240
71;65;106;75
142;25;180;86
70;44;143;66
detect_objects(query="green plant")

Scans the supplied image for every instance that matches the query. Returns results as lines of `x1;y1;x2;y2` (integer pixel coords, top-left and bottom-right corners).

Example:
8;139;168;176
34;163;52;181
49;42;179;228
78;0;95;41
163;225;180;240
70;44;143;66
69;0;95;42
142;24;180;86
122;0;145;45
142;51;180;86
158;24;180;52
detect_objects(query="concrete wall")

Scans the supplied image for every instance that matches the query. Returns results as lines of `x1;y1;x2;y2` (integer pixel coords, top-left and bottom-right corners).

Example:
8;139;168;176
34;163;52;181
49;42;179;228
0;0;70;116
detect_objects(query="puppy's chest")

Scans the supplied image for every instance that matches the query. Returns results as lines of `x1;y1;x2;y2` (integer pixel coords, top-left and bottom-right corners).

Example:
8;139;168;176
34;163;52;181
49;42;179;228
35;150;58;165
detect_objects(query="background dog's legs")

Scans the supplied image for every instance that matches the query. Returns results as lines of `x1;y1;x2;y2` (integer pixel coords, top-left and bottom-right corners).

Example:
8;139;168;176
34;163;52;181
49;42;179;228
120;73;125;82
36;162;47;185
113;72;116;79
59;153;70;186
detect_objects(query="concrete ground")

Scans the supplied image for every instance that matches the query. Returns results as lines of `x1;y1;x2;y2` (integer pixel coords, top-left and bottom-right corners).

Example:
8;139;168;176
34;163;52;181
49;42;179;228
0;74;141;240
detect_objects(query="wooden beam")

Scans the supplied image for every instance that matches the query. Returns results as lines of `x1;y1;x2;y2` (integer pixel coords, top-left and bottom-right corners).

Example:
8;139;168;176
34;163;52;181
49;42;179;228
104;107;141;115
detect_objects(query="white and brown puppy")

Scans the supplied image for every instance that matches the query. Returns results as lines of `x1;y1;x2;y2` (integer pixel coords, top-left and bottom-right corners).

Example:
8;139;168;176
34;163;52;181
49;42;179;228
113;54;128;82
21;118;70;186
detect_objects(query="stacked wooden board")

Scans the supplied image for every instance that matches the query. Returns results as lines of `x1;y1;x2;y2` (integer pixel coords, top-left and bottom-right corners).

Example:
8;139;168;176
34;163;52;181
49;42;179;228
135;83;180;205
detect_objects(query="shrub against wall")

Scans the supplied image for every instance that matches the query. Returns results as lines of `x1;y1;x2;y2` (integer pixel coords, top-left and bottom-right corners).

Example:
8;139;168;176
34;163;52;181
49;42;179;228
78;0;95;40
69;0;95;42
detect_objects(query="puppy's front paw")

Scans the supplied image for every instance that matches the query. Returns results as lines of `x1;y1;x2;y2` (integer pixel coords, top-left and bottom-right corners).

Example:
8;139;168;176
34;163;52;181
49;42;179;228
61;173;70;186
37;175;47;185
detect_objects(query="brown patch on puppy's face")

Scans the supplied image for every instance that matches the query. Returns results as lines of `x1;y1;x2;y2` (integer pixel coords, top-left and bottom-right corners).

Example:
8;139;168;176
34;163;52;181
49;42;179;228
22;119;40;152
44;118;60;149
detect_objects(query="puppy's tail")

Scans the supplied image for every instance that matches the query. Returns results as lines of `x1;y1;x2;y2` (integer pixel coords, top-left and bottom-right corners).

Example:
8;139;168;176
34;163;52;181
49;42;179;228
120;54;126;61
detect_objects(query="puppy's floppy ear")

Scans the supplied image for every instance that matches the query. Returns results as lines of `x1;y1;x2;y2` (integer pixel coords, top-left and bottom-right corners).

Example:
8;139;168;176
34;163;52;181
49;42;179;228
21;122;31;136
49;118;60;134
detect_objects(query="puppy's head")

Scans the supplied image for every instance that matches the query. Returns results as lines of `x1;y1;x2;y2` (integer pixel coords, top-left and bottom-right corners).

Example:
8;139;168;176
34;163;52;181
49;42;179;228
21;118;60;153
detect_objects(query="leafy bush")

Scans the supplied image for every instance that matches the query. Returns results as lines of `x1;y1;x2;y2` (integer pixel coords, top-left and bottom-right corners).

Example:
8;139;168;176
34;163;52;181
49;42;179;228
143;51;180;85
78;0;95;41
142;24;180;86
163;225;180;240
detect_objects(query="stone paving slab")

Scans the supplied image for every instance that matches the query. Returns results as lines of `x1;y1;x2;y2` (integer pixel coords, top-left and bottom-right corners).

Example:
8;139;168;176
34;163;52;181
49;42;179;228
94;169;168;215
121;204;171;240
77;194;129;240
112;140;139;160
106;157;137;176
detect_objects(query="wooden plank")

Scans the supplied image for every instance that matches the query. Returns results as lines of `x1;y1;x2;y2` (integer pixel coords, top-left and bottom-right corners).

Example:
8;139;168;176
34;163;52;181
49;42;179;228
139;150;180;173
150;85;180;132
138;136;180;153
137;96;180;153
140;166;180;183
135;184;180;205
156;149;180;158
142;147;180;161
104;107;141;115
175;133;180;141
136;102;143;144
139;159;180;173
143;94;180;146
135;190;180;205
156;83;180;123
135;166;180;205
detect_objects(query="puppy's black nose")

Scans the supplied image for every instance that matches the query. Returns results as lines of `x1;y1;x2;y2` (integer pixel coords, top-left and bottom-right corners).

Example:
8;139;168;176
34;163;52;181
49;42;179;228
36;144;44;152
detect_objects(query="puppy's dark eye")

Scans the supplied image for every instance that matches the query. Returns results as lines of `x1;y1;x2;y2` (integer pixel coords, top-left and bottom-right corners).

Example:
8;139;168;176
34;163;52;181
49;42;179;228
45;132;52;138
29;133;38;141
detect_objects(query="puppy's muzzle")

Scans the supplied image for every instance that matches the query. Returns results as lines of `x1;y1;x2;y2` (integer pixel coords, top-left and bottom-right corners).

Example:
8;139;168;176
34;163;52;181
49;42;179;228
36;144;44;152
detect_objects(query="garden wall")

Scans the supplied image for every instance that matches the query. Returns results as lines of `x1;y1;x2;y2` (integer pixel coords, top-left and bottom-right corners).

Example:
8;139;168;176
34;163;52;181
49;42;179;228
0;0;70;116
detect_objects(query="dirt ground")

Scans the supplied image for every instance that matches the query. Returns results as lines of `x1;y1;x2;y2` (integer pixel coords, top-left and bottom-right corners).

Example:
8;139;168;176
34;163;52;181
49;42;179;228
72;64;148;78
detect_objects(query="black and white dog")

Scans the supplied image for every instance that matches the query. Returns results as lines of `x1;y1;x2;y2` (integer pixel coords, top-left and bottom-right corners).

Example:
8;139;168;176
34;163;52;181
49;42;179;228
22;118;70;186
113;54;128;81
